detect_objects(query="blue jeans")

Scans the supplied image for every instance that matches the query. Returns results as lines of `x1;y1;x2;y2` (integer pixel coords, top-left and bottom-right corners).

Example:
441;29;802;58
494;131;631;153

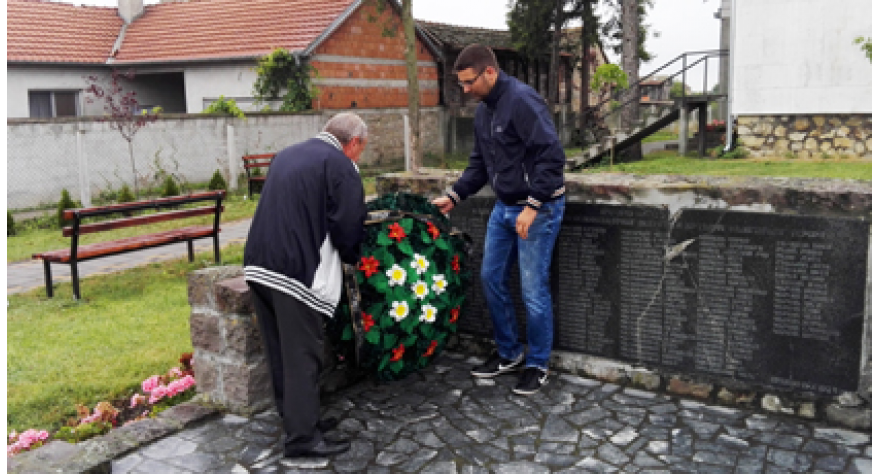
481;196;565;369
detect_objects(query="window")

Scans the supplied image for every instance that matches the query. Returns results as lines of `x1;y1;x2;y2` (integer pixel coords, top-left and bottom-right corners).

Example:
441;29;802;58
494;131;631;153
28;91;80;118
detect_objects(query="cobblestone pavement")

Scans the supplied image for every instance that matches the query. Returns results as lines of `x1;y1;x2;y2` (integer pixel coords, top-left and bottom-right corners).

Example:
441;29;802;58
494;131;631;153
112;353;872;473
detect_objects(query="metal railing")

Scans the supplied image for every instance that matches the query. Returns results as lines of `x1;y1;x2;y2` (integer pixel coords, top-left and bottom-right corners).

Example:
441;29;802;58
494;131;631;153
578;50;728;145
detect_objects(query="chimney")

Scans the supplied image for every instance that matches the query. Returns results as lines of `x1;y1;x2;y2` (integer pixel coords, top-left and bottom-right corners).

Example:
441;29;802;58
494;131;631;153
118;0;144;24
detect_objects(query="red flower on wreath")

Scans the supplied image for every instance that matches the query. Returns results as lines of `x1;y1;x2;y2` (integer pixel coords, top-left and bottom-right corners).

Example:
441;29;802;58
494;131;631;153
423;340;438;357
427;222;440;240
449;307;460;324
358;256;380;278
388;222;407;242
451;254;461;274
362;313;375;332
390;344;405;362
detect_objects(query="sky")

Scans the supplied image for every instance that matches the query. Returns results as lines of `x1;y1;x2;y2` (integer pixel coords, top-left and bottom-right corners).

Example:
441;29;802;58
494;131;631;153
58;0;724;88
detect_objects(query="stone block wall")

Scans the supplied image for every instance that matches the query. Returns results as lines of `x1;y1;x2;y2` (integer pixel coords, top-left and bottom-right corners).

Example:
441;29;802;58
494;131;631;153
187;266;273;415
186;266;364;417
737;114;872;158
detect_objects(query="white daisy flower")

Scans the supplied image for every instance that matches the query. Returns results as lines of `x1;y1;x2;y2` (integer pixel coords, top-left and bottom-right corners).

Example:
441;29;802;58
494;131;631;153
410;253;430;275
420;304;438;323
411;280;430;300
386;264;407;286
431;274;448;294
390;301;409;322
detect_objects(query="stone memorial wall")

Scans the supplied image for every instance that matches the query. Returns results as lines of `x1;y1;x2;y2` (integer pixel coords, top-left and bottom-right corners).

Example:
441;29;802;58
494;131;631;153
376;171;871;429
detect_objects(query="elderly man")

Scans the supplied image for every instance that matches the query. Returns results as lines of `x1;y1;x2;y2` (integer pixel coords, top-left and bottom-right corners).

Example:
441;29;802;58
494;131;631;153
244;112;369;458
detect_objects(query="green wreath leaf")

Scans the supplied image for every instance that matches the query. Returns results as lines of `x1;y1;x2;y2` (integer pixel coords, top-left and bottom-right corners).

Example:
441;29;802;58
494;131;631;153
399;218;414;233
378;354;391;372
365;329;380;345
435;236;449;250
341;325;353;341
369;273;390;294
397;240;414;256
382;333;399;350
377;232;393;246
403;333;418;347
391;360;404;373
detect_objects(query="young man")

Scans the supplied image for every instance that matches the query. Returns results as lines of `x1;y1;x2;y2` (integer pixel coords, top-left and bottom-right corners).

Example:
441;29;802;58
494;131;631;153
244;112;368;458
432;44;566;395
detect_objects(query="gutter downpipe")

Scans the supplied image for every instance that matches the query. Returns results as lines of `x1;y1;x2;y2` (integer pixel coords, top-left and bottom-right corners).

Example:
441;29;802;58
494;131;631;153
724;0;736;152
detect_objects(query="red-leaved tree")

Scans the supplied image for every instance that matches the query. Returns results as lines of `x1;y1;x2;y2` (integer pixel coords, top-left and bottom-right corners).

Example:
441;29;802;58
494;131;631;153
85;69;159;198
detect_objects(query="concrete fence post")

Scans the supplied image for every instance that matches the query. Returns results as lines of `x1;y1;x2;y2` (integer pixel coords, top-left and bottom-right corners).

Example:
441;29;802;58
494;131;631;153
403;113;411;173
226;123;239;191
75;124;92;207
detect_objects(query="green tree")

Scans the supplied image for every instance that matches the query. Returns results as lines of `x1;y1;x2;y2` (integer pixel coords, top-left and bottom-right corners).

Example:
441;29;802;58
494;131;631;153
208;170;228;191
203;96;246;119
57;189;77;228
508;0;584;106
670;80;686;98
253;48;318;111
590;64;628;97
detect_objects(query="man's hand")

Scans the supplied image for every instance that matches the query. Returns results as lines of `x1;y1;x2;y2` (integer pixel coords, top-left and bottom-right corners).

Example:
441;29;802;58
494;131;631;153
432;196;455;214
516;207;537;240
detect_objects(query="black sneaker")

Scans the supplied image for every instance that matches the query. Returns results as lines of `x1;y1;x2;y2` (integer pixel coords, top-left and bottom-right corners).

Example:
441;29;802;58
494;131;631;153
512;367;549;395
470;350;525;378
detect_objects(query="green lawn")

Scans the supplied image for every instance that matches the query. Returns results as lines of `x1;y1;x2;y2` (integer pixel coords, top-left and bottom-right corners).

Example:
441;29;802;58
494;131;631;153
578;150;872;181
7;245;245;433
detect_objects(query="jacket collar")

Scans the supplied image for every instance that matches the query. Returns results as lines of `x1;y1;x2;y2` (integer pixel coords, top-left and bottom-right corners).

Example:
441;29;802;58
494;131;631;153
482;70;511;109
315;131;343;151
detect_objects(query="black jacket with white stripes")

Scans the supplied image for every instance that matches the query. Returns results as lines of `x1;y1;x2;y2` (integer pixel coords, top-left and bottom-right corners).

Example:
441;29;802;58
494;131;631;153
243;133;367;317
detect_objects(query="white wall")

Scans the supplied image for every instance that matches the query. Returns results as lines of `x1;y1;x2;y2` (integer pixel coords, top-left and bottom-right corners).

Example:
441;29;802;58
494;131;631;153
7;66;111;118
732;0;872;115
183;62;260;113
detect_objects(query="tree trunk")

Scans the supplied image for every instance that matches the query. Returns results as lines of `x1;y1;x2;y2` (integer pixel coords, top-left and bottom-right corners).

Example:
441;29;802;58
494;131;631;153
402;0;422;173
548;0;563;108
620;0;642;160
128;140;139;198
579;1;596;130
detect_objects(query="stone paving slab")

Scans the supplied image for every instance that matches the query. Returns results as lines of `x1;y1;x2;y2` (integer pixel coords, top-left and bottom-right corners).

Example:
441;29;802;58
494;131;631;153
111;352;872;473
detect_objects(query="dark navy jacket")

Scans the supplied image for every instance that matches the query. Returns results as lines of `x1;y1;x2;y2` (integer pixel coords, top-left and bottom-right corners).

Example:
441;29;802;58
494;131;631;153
243;133;366;317
448;71;565;209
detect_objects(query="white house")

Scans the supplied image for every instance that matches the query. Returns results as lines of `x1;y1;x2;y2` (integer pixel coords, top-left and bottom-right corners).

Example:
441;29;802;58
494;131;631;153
725;0;872;158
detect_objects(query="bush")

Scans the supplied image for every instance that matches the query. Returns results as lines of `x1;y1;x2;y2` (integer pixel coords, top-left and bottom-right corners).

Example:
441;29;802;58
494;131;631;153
117;185;136;203
8;211;15;236
208;170;227;191
161;176;180;197
203;96;246;119
57;189;76;228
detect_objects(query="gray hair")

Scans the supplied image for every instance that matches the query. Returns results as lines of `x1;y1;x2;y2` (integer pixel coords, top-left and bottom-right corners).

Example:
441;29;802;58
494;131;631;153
322;112;368;145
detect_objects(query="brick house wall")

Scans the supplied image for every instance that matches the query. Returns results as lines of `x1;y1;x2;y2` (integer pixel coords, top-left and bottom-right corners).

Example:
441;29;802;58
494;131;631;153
310;2;440;109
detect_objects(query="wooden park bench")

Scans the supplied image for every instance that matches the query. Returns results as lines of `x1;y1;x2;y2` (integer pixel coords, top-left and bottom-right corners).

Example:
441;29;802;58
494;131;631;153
242;153;275;198
32;191;226;300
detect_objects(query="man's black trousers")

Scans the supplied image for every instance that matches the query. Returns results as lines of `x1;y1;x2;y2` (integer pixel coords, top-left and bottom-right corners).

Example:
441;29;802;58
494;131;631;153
248;281;325;453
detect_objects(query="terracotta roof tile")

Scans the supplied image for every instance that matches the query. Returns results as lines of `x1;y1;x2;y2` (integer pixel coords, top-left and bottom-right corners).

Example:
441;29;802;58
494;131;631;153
8;0;123;63
114;0;356;63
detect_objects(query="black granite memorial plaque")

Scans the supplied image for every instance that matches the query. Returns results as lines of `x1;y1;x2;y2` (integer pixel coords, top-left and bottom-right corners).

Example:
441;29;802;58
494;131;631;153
555;203;669;359
667;210;869;393
448;197;557;342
